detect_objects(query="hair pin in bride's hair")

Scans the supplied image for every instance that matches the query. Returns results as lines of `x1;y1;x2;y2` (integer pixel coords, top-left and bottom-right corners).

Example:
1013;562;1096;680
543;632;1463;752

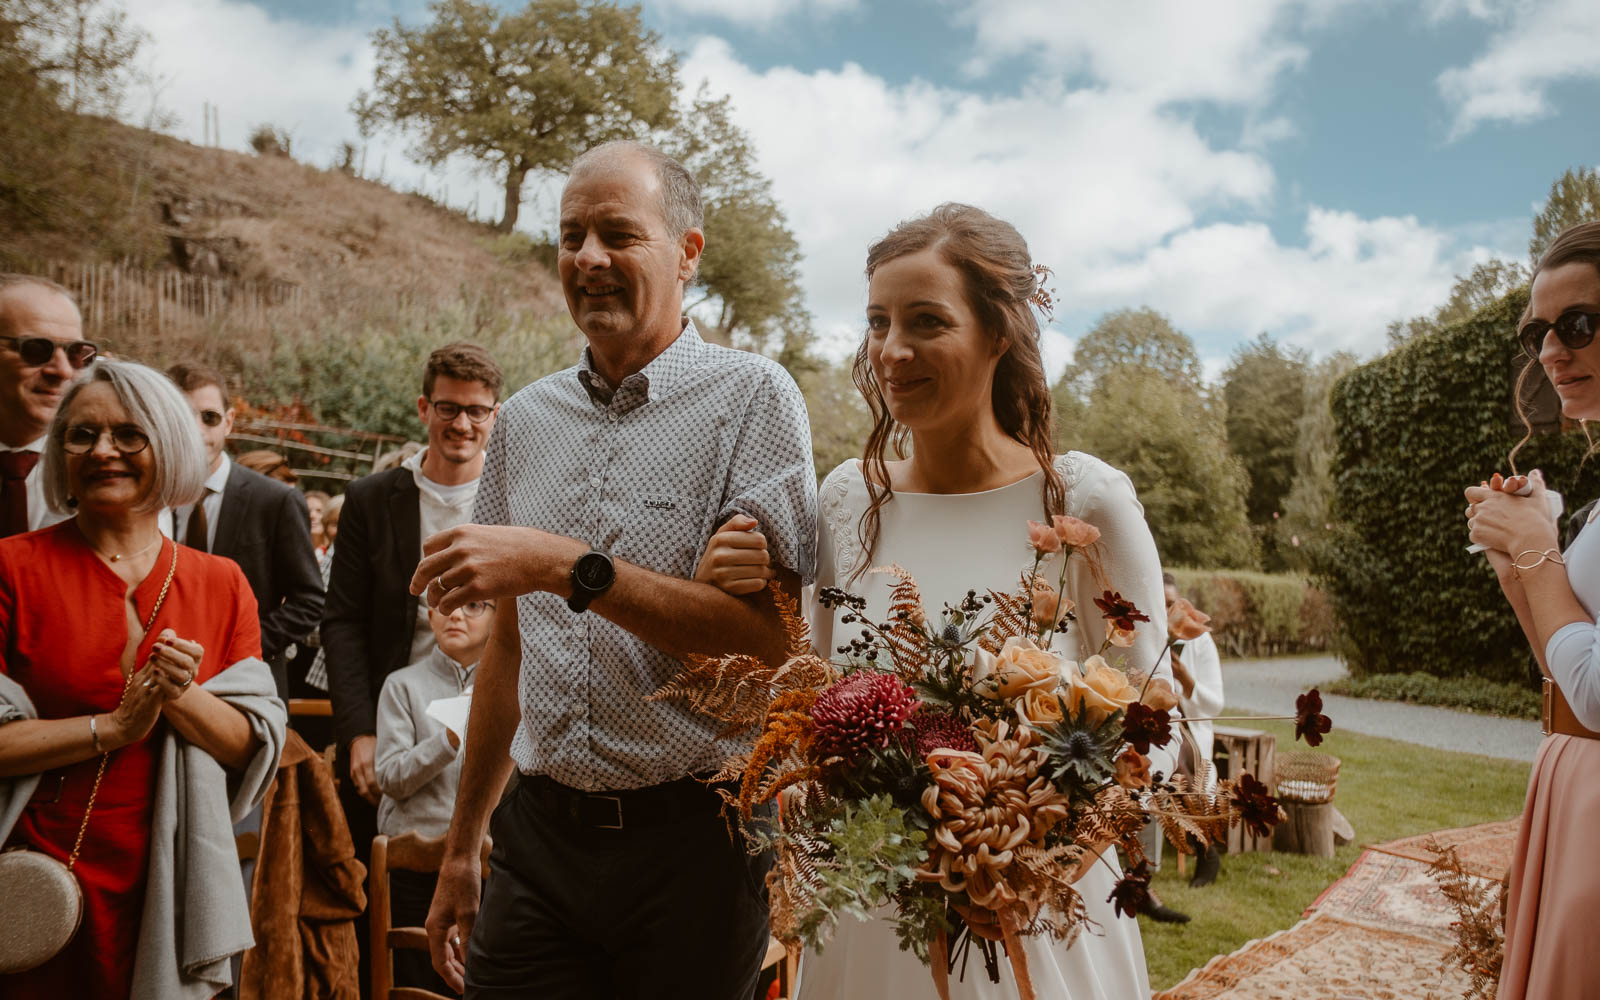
1029;264;1057;322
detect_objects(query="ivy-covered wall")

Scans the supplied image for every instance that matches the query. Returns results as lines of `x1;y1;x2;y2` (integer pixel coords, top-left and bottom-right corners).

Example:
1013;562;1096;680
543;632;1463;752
1322;289;1600;682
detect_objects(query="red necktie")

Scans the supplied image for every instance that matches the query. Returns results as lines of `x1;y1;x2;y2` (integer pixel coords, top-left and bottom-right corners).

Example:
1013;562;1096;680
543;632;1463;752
0;451;39;538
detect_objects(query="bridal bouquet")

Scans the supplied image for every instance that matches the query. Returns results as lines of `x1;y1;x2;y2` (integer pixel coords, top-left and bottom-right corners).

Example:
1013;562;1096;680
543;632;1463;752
652;515;1333;1000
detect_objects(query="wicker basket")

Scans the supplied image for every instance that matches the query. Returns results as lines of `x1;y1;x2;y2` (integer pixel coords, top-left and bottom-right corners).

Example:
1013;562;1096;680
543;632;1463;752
1275;751;1340;804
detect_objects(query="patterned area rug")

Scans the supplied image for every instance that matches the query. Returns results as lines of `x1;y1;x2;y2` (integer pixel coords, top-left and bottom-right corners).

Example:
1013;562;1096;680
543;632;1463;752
1304;850;1467;942
1153;914;1472;1000
1367;818;1521;881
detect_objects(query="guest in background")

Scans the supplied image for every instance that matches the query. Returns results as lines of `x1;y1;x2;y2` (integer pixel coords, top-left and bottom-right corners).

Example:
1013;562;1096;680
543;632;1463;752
236;449;297;485
1165;572;1226;887
0;359;285;998
296;494;343;698
374;599;492;996
303;489;330;557
166;364;323;701
0;274;94;538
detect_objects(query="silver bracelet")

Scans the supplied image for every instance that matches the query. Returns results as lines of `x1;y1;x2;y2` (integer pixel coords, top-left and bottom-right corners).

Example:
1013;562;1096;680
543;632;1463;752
89;714;103;754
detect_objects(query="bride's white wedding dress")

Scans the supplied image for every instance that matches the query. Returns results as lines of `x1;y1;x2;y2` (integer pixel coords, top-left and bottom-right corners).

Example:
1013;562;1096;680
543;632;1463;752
797;453;1172;1000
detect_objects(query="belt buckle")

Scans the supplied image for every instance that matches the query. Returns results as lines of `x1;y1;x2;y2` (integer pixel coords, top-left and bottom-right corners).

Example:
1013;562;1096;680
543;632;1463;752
588;794;623;830
1542;679;1555;737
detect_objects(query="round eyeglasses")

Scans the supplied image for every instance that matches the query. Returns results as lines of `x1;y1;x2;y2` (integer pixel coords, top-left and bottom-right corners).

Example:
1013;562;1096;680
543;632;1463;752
429;399;497;424
62;424;151;455
1520;310;1600;360
1;336;97;369
458;600;496;619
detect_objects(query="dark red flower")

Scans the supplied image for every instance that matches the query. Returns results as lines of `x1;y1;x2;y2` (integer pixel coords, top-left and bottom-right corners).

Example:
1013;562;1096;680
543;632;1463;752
810;672;921;762
1094;591;1152;632
1120;702;1173;756
902;708;979;758
1294;689;1333;747
1231;773;1282;839
1107;859;1152;919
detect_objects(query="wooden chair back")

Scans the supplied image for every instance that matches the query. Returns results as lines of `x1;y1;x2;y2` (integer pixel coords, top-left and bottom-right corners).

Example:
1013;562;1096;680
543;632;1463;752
369;831;492;1000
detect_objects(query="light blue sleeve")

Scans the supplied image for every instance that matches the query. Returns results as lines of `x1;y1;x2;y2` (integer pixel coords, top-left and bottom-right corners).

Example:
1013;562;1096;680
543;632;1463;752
1546;620;1600;730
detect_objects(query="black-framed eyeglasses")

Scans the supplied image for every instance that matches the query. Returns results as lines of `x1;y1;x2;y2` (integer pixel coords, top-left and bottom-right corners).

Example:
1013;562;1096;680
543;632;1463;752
429;399;497;423
198;409;226;428
459;600;496;619
0;336;97;369
62;423;150;455
1520;310;1600;359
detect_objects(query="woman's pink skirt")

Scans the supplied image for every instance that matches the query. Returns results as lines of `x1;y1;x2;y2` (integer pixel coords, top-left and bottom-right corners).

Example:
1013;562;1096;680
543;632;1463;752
1499;733;1600;998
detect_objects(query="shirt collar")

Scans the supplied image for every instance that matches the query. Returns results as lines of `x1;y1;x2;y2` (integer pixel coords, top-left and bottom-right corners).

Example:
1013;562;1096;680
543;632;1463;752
14;436;45;455
577;319;706;413
204;452;230;494
428;644;475;683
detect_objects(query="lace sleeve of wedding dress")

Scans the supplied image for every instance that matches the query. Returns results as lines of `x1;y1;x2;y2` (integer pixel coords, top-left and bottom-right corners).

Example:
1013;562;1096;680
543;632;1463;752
808;461;859;658
1062;453;1177;777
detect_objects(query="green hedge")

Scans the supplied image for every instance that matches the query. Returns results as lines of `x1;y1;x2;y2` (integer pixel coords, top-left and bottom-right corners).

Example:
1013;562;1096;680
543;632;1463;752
1168;568;1334;658
1321;288;1600;682
1326;672;1541;719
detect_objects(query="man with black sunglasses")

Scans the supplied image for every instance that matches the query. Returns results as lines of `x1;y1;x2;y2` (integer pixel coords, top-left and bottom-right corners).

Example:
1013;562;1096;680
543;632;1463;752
0;274;95;538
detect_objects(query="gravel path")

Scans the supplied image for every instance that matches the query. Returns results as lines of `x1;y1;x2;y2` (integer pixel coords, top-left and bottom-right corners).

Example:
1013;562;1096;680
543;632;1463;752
1220;655;1542;763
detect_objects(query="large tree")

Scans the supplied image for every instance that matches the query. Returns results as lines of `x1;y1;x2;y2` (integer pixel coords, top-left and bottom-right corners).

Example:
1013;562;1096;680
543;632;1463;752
353;0;679;233
1060;306;1204;402
1223;333;1308;566
667;88;813;369
1530;166;1600;264
1387;258;1529;347
1277;352;1358;573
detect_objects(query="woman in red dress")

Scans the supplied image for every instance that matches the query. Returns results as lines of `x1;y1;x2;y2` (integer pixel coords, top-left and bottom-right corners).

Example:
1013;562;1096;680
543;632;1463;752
0;359;274;998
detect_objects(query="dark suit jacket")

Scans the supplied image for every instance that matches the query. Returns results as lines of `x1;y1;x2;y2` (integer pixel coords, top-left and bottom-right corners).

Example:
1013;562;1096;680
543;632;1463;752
322;467;422;749
213;462;325;698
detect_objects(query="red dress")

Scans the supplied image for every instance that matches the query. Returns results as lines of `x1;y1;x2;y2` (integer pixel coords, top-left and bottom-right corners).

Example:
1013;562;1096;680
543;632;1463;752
0;521;261;999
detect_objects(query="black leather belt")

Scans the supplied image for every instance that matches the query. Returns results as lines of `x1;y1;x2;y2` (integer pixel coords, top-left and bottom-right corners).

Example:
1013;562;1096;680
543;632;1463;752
521;772;728;830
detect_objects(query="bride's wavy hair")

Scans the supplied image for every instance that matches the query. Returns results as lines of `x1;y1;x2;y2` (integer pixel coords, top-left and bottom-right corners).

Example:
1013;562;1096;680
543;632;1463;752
851;203;1067;579
1511;221;1600;472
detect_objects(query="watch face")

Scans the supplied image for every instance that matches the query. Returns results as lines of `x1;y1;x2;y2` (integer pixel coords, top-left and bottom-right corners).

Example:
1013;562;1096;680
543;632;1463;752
575;552;614;590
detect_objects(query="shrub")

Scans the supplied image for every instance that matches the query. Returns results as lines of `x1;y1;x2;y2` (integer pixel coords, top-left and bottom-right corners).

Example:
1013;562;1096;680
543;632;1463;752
1320;288;1600;683
1326;672;1541;720
1168;568;1333;658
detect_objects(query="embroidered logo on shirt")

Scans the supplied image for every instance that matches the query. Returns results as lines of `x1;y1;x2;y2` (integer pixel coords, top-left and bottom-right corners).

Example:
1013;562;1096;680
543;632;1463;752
643;497;679;511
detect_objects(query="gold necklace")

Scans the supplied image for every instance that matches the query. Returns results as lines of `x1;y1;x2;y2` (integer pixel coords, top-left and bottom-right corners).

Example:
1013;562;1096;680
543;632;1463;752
96;536;163;563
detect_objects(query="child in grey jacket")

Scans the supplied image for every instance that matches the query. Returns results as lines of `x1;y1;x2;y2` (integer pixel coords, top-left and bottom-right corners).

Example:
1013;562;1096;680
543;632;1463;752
373;598;493;994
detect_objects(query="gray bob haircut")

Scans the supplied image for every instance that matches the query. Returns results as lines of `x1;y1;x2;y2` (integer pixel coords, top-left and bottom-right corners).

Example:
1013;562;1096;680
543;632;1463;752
41;359;209;515
571;140;702;237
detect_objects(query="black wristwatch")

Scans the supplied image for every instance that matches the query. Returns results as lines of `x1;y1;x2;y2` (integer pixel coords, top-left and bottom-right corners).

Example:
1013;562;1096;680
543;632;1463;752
567;547;616;613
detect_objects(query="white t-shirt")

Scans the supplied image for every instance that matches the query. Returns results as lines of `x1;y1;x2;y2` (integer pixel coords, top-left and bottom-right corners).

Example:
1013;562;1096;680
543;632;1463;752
404;448;481;663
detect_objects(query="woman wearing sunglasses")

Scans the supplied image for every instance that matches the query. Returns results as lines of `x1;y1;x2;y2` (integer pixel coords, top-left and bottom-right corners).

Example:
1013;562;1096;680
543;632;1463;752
0;359;286;998
1465;220;1600;998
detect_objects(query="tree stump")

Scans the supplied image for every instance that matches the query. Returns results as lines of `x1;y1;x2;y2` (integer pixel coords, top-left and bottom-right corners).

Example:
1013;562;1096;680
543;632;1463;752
1273;801;1337;857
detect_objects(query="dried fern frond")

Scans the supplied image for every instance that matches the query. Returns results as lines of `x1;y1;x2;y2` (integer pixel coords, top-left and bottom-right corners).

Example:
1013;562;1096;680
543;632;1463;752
1426;840;1504;1000
869;565;935;676
979;586;1034;654
1069;785;1151;849
650;648;839;738
1145;779;1228;853
773;583;814;660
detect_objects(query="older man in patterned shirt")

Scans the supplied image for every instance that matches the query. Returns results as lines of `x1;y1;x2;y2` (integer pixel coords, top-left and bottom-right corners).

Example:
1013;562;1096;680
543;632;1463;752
414;140;817;999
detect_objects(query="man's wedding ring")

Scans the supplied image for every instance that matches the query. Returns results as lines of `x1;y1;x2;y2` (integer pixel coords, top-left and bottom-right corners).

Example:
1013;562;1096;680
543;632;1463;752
450;934;460;948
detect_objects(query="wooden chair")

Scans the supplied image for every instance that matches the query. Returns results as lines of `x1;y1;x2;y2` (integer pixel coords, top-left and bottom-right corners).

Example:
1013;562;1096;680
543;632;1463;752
370;832;492;1000
761;936;798;998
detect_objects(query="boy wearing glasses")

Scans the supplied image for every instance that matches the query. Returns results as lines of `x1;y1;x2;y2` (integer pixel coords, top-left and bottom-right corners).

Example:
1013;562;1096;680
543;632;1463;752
0;274;94;537
375;598;493;994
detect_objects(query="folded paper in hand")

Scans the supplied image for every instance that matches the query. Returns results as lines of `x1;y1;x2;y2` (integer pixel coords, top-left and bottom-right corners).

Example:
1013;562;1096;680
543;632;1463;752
1467;482;1563;554
425;689;472;739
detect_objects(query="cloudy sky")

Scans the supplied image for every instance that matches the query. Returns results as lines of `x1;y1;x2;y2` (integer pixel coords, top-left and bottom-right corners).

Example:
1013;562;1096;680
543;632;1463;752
131;0;1599;379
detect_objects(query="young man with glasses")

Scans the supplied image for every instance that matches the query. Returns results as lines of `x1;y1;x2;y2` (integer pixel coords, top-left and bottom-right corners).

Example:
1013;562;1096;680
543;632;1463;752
166;362;324;701
0;274;95;537
323;342;503;984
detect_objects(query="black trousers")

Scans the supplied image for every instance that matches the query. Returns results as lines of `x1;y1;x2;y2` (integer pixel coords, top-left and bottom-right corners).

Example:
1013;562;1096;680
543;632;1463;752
464;776;772;999
336;748;379;998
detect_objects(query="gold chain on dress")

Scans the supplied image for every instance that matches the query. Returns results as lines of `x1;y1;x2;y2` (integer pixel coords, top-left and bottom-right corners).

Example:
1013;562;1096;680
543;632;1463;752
67;540;178;872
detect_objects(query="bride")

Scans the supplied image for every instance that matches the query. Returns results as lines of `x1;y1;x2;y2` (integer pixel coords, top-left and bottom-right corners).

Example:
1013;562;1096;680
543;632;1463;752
699;203;1171;998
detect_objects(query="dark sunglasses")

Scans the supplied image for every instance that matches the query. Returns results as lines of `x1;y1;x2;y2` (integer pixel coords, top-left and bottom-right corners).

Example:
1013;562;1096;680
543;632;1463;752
63;423;150;455
0;336;97;369
1520;310;1600;359
429;399;497;424
198;409;226;428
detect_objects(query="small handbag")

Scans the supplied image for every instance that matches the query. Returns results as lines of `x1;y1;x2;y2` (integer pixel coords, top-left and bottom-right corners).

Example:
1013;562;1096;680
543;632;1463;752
0;541;177;974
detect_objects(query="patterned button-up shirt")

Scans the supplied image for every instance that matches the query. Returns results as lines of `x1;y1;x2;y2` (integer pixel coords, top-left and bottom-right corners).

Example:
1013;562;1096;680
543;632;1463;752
475;322;818;791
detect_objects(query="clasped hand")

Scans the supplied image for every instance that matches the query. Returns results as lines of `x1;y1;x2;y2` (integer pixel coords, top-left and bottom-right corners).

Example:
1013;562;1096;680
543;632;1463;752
107;629;204;748
1464;470;1559;561
409;523;584;614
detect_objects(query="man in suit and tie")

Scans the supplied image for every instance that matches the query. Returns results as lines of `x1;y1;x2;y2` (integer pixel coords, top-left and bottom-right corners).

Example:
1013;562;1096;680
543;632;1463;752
323;342;502;851
167;362;324;700
0;274;96;537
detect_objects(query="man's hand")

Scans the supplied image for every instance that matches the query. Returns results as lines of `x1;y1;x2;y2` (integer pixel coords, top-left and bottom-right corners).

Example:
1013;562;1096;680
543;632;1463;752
349;733;380;805
426;856;482;994
410;524;585;615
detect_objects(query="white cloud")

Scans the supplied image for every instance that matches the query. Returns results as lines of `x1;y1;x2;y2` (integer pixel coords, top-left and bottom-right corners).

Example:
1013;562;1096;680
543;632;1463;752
1436;0;1600;138
954;0;1356;106
649;0;857;29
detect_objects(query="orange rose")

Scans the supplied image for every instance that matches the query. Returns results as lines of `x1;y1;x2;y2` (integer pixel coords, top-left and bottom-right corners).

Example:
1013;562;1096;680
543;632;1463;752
1052;514;1101;548
1106;623;1136;648
1017;686;1068;727
1027;520;1062;555
1065;655;1139;725
1030;578;1075;629
975;637;1067;700
1166;597;1211;641
1115;748;1152;789
1140;677;1179;712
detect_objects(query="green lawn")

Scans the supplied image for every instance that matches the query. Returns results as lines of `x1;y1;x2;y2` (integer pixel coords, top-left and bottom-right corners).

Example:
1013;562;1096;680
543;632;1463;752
1140;715;1531;991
